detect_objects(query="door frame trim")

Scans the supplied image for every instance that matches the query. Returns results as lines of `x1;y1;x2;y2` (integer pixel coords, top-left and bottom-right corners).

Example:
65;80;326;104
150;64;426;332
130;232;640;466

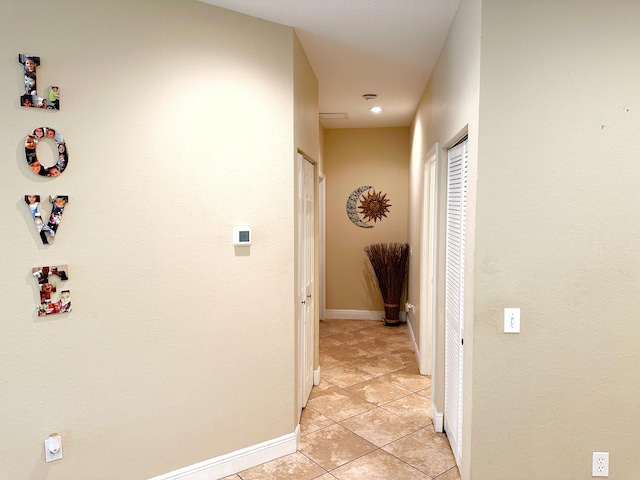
419;142;439;376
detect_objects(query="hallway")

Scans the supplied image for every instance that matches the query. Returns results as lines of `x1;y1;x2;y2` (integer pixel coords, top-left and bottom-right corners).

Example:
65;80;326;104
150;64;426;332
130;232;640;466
227;319;460;479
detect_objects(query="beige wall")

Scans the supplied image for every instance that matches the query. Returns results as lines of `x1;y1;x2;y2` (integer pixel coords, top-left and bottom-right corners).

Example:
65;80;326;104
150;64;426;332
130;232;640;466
293;31;321;399
408;2;481;476
0;1;302;478
410;0;640;478
294;33;320;163
470;1;640;478
325;128;410;313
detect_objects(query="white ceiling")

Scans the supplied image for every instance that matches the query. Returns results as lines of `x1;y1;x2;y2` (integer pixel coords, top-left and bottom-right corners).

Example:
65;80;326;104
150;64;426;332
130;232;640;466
198;0;461;129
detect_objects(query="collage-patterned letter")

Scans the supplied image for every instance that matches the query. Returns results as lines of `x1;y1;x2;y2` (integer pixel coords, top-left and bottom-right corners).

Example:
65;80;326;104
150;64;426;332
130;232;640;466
18;54;60;110
24;195;69;245
25;127;69;177
32;265;71;316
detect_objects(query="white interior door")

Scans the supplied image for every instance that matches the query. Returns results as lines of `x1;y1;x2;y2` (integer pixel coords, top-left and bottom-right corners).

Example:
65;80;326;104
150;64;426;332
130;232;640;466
444;138;467;466
297;154;315;408
419;143;438;375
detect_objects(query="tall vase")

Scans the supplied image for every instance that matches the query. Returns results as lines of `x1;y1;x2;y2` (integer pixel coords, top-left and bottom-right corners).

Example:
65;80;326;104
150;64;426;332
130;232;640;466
383;303;401;327
364;242;410;328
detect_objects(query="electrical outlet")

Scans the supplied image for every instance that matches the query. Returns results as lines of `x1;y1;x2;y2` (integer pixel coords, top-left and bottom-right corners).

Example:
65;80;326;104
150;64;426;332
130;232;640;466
592;451;609;477
44;434;62;462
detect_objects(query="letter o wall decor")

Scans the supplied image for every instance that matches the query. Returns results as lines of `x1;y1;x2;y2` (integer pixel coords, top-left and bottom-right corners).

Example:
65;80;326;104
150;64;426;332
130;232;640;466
25;127;68;177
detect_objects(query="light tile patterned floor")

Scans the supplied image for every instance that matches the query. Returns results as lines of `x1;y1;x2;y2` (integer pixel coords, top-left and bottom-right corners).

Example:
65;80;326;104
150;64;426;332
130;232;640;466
226;319;460;480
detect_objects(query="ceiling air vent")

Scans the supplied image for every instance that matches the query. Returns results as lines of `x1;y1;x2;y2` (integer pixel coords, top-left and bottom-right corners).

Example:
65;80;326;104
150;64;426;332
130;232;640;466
319;112;349;120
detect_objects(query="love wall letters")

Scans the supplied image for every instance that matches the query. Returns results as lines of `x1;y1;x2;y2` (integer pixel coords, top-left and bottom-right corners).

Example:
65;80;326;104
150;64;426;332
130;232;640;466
19;54;71;315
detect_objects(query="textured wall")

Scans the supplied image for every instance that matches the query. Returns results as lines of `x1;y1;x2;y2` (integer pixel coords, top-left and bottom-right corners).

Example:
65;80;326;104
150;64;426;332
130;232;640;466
325;128;410;313
408;4;481;472
0;1;296;478
470;1;640;478
410;1;640;478
293;30;320;412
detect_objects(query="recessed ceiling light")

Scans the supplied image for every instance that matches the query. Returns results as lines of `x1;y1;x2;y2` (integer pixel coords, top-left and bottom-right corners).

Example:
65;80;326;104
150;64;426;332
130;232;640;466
362;93;378;100
369;106;383;113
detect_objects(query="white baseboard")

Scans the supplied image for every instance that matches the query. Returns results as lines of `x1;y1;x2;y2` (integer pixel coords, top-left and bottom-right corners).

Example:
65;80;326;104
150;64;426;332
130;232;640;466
406;318;422;372
149;426;300;480
324;309;384;321
313;366;321;386
432;404;444;433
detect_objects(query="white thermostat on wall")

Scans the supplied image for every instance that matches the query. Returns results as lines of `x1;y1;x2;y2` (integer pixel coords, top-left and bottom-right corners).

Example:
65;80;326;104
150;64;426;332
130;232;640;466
233;226;252;246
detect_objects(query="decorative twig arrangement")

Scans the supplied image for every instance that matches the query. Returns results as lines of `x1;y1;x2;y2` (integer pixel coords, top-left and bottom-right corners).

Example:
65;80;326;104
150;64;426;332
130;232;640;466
364;243;410;326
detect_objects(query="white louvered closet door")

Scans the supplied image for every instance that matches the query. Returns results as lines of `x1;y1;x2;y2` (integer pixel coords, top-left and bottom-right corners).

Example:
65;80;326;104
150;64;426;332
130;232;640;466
444;138;468;467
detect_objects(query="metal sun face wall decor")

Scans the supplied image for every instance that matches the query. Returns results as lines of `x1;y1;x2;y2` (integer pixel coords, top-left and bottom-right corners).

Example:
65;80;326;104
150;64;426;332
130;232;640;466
18;53;71;316
346;185;392;228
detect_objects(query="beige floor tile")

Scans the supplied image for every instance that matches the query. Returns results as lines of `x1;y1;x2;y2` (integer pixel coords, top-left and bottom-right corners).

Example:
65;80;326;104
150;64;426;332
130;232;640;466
298;424;377;470
325;328;379;345
320;320;376;336
346;338;399;356
384;339;411;347
395;362;422;374
417;386;432;398
340;408;421;447
308;379;336;401
365;319;390;329
348;320;381;328
372;331;410;343
383;427;457;478
346;378;412;405
320;344;371;363
351;354;407;377
321;364;375;388
330;449;430;480
378;344;412;357
244;320;458;480
318;320;346;336
386;348;420;365
435;466;461;480
318;353;344;368
237;451;325;480
320;336;343;349
300;406;335;435
220;476;241;479
382;392;432;426
381;366;432;392
306;385;375;422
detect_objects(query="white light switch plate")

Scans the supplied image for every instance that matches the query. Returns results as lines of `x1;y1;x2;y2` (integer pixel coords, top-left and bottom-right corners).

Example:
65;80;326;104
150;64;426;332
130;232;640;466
504;308;520;333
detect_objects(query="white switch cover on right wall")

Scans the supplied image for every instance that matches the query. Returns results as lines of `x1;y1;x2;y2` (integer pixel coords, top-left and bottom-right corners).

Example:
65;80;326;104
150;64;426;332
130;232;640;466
504;308;520;333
